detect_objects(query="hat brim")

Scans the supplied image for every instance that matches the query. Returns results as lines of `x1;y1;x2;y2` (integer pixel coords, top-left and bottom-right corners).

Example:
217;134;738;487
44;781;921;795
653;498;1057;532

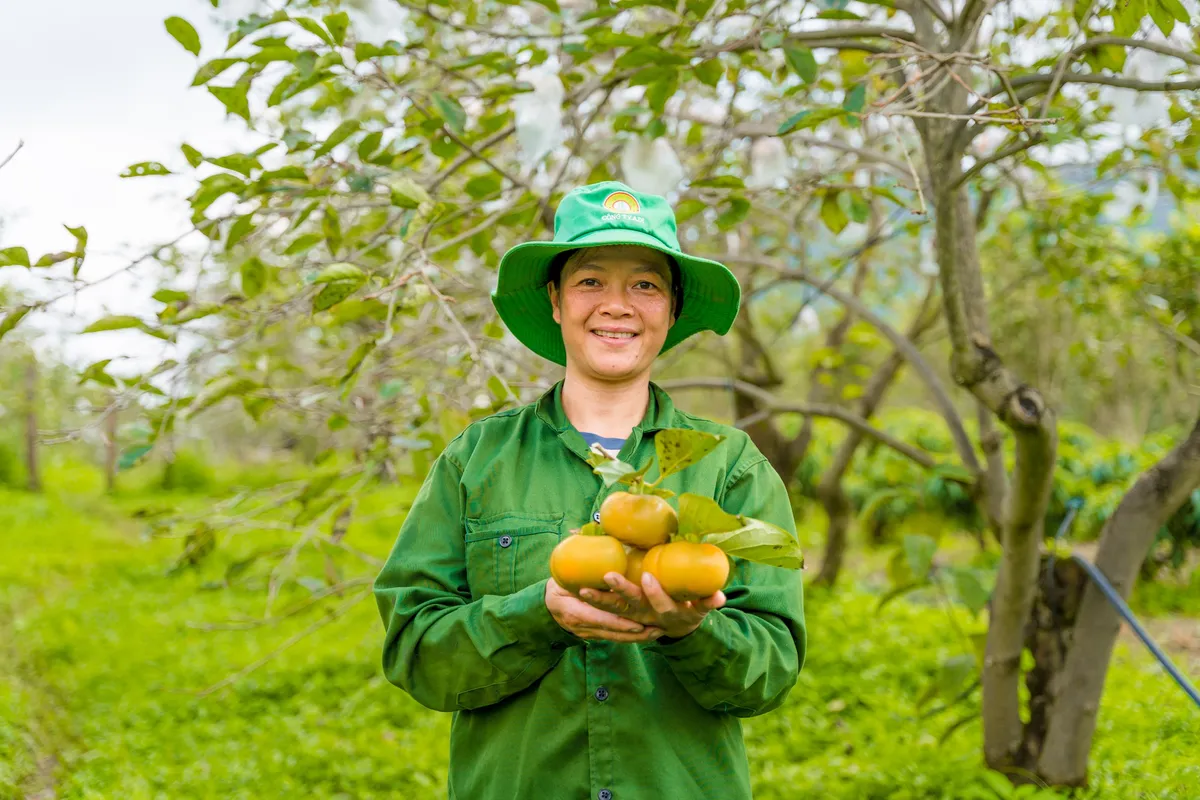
491;228;741;366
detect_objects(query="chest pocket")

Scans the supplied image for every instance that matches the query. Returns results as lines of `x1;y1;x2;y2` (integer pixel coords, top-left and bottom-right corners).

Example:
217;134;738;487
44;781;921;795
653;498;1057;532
463;511;564;600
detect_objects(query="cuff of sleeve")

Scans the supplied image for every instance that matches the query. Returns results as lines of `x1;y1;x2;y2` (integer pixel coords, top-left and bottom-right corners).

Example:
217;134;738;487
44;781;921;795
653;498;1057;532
499;579;585;651
644;609;734;666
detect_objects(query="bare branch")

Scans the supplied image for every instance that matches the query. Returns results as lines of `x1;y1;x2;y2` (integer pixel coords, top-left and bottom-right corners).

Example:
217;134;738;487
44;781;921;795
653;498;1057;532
1068;35;1200;68
949;133;1044;191
658;378;939;469
1008;71;1200;94
0;139;22;172
720;254;983;475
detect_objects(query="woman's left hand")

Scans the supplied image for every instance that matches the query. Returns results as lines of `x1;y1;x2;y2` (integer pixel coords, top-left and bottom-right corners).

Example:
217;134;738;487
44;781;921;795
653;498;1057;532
579;572;725;640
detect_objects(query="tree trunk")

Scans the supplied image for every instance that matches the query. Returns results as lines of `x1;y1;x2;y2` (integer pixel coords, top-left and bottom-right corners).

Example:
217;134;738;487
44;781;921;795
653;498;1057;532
815;480;852;585
24;356;41;493
1037;413;1200;785
105;404;118;494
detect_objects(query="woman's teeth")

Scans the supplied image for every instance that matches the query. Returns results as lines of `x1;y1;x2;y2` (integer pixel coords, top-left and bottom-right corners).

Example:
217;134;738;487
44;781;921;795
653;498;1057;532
594;331;636;339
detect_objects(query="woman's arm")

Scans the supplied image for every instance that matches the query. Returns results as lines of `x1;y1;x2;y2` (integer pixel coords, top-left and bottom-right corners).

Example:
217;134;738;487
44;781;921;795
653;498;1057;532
373;450;580;712
643;456;807;717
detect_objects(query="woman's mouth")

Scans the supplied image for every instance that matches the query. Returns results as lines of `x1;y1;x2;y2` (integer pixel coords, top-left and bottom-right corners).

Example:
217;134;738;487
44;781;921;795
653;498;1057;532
592;330;638;341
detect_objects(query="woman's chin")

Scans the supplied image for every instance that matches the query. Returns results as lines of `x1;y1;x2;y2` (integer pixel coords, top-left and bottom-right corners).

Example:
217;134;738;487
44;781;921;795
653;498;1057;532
581;352;650;381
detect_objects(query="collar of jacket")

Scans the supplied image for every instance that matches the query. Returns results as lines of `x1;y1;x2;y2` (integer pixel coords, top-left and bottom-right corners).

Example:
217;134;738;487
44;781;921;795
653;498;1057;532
534;380;693;462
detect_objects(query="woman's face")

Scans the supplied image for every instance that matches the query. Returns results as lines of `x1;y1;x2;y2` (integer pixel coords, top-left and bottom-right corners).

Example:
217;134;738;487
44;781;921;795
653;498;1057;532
548;245;675;384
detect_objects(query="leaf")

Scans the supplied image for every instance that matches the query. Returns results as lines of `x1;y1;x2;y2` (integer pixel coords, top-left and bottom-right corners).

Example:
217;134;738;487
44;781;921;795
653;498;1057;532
323;11;350;45
902;534;937;581
118;444;154;471
817;9;863;19
313;280;358;312
226;213;256;249
340;340;376;387
982;770;1015;799
78;359;117;388
293;17;333;45
654;429;725;481
285;233;323;255
0;247;30;267
784;46;818;84
323;206;342;254
694;58;722;87
153;289;189;304
165;16;202;56
191;58;239;86
240;257;267;298
703;518;805;569
715;196;751;230
1112;0;1146;36
181;143;204;167
820;190;850;234
390;178;430;209
313;120;360;158
1148;0;1175;34
1159;0;1189;22
843;83;867;114
945;566;993;615
188;376;259;418
578;521;605;537
487;375;507;401
432;93;467;135
121;161;172;178
691;175;745;189
82;315;144;333
466;173;503;199
777;107;844;135
208;84;251;121
0;305;32;341
357;131;383;160
848;193;870;224
313;262;365;284
593;457;644;488
206;153;260;176
677;493;742;537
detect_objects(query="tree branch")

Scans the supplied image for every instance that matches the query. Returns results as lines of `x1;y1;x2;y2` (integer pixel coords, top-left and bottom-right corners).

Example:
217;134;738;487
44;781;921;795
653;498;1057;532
949;133;1043;191
1008;71;1200;94
0;139;22;172
720;254;983;475
658;378;938;469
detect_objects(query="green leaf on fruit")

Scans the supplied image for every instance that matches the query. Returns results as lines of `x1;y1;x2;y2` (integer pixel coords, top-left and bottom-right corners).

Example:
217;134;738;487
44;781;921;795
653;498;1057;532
703;518;805;569
578;521;604;536
678;493;742;537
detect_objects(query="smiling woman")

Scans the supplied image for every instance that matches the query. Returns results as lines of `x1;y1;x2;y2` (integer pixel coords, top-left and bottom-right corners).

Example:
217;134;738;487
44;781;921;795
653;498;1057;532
373;181;806;800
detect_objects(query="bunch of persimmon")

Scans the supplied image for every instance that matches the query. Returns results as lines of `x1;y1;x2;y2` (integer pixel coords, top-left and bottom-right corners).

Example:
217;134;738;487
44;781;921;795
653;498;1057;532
549;429;803;603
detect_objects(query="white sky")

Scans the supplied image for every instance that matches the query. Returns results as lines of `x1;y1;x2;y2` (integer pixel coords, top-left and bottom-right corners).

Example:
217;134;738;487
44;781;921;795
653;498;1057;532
0;0;253;370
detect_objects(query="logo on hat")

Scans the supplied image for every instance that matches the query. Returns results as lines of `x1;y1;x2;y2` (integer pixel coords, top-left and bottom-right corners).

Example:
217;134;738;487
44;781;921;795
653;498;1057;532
602;191;640;214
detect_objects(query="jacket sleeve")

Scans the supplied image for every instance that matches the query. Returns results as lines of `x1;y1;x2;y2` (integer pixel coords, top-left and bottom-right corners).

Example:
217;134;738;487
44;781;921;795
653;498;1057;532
373;449;580;713
644;455;807;717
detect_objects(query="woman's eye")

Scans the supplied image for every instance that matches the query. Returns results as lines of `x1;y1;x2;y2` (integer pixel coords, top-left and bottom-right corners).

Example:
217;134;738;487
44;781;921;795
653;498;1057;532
578;278;601;287
635;280;660;290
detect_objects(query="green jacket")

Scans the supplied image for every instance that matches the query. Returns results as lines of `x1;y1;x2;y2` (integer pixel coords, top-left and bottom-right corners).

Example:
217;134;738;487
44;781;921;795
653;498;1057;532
373;382;806;800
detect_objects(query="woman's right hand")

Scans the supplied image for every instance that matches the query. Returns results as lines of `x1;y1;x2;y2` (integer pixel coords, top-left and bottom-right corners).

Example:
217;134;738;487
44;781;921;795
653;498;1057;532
545;578;665;643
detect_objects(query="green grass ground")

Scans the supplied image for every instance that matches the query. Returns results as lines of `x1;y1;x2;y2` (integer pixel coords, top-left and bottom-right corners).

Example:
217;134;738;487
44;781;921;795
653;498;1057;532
1;476;1198;799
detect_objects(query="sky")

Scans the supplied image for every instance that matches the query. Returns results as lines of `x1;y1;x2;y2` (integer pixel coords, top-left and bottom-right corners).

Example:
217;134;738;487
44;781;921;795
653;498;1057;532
0;0;252;370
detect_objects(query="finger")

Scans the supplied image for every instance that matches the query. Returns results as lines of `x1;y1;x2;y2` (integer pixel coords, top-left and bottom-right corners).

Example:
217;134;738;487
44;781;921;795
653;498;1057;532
692;591;727;613
640;572;678;615
578;588;632;614
576;626;665;644
567;602;646;633
603;572;645;600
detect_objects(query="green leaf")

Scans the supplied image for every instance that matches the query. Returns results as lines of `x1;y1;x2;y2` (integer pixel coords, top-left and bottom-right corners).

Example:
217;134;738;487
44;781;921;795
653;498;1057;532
191;58;240;86
816;9;862;19
313;262;365;284
646;72;678;113
945;566;993;615
821;190;850;234
902;534;937;581
777;107;844;135
432;93;467;134
677;493;743;537
691;175;745;189
118;444;154;472
208;84;251;121
82;315;145;333
340;340;376;387
0;247;30;267
206;153;260;175
293;17;333;45
843;83;867;114
1112;0;1146;36
593;457;644;488
313;280;358;312
78;359;117;388
675;198;705;223
715;196;750;230
172;303;221;324
165;16;202;56
390;178;430;209
357;131;383;160
0;305;32;341
466;173;503;199
694;58;722;87
323;206;342;254
121;161;172;178
188;376;259;418
703;519;805;569
654;429;725;482
784;46;818;84
240;257;267;298
181;143;204;167
153;289;189;304
1148;0;1175;34
848;193;870;224
323;11;350;45
226;213;256;249
313;120;360;158
1159;0;1189;22
284;233;323;255
578;521;605;537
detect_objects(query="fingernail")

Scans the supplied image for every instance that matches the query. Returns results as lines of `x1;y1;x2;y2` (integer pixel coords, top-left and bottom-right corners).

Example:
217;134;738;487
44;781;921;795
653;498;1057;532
604;574;619;587
580;589;593;600
631;625;644;633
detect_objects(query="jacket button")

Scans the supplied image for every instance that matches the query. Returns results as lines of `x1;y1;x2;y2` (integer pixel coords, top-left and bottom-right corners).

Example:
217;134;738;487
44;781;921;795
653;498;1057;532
594;686;609;702
592;512;601;523
498;535;513;548
598;791;612;800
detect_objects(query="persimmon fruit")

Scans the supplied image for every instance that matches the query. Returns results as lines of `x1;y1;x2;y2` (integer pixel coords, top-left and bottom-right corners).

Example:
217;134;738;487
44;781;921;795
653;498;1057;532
642;541;730;601
623;546;649;585
550;533;628;593
599;492;677;549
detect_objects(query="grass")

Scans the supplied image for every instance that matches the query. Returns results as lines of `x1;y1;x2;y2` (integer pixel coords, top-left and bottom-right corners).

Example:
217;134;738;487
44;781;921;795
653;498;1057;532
1;468;1198;799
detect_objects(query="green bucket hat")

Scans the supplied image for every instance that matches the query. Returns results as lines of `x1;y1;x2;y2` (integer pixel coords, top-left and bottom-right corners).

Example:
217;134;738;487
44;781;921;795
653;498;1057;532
491;181;742;366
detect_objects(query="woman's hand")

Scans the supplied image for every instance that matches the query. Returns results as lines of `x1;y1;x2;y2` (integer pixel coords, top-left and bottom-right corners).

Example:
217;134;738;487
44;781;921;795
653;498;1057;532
545;578;666;643
579;572;725;640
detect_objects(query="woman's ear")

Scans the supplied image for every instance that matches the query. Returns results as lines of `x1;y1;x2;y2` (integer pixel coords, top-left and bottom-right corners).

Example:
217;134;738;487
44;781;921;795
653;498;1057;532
548;282;561;324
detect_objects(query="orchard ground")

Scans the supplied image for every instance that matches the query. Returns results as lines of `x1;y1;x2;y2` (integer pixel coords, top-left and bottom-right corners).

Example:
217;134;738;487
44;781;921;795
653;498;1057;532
1;461;1198;800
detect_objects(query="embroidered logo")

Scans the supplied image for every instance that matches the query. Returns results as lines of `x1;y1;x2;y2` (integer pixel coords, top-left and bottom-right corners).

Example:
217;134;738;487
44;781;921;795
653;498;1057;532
602;191;640;214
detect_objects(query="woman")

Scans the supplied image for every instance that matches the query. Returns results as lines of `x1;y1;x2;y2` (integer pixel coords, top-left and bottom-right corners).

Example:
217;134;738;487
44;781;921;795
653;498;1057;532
374;181;806;800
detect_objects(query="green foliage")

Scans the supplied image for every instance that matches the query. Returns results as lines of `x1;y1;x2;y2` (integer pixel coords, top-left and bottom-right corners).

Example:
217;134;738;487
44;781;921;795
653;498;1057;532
160;449;216;493
1;487;1197;799
0;438;23;489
